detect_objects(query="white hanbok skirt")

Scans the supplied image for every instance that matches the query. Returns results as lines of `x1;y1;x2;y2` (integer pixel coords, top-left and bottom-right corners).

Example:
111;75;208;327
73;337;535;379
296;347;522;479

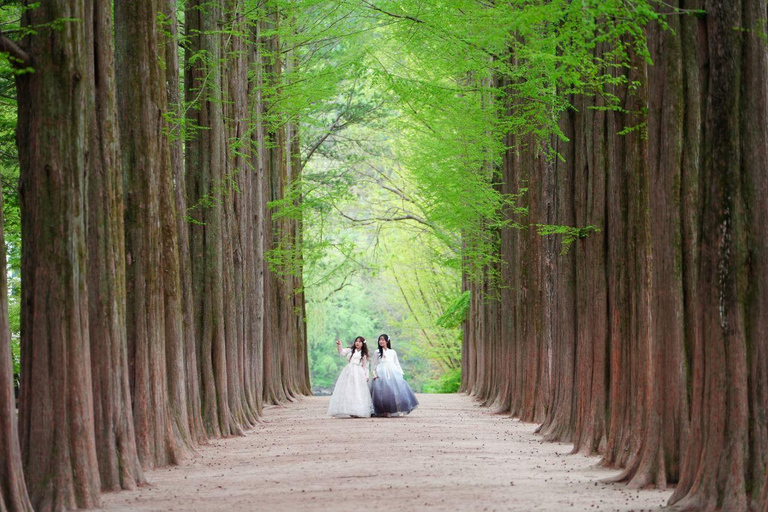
327;363;373;418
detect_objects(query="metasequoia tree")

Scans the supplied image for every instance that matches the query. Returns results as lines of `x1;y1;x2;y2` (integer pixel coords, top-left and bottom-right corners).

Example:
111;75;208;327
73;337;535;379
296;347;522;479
259;7;290;404
248;2;269;415
115;0;183;466
85;0;145;490
0;189;31;512
536;107;577;443
258;5;311;403
223;0;259;427
186;0;246;436
464;1;768;509
6;0;311;508
15;0;102;508
669;0;768;508
161;0;207;444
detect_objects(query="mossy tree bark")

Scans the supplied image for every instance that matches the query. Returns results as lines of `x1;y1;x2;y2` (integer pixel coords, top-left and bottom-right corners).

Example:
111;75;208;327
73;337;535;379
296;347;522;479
85;0;145;490
161;0;207;445
16;0;102;508
115;0;183;467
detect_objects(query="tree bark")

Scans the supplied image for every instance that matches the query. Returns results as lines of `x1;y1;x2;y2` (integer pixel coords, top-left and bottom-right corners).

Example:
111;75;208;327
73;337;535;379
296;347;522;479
260;8;289;405
0;189;32;512
16;1;102;508
537;107;577;443
223;0;258;428
185;0;242;436
249;8;269;415
115;0;182;468
570;89;609;456
670;1;768;509
85;0;145;491
161;0;207;445
156;0;194;453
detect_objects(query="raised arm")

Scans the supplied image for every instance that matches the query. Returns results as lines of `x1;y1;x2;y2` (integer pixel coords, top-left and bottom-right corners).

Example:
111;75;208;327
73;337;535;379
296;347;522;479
336;339;351;357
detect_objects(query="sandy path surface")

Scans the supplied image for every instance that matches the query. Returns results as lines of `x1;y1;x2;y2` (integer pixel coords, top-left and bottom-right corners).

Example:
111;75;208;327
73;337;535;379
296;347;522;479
100;394;671;512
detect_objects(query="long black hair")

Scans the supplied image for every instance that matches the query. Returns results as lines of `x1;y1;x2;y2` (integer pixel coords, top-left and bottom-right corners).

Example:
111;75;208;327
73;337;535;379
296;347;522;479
349;336;369;361
377;333;391;358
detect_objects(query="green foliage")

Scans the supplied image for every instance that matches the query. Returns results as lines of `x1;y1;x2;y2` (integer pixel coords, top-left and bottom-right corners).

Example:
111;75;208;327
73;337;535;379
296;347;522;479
0;0;663;395
436;291;470;330
269;0;659;392
9;325;19;387
0;4;22;387
535;224;601;254
423;368;461;394
306;274;436;392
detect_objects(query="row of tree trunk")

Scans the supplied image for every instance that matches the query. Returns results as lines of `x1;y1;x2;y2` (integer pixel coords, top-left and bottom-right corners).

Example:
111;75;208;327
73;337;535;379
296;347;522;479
0;1;309;511
463;2;768;510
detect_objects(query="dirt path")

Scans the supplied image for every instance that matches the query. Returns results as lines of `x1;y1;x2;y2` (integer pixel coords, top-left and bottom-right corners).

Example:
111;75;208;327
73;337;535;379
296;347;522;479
100;394;670;511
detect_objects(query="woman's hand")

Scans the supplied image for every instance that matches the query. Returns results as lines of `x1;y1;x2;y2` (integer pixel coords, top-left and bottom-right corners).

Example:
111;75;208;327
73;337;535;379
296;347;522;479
336;339;342;347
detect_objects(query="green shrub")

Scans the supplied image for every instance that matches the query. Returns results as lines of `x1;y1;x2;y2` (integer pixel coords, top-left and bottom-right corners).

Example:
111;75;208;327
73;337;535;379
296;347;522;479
10;335;20;388
423;367;461;394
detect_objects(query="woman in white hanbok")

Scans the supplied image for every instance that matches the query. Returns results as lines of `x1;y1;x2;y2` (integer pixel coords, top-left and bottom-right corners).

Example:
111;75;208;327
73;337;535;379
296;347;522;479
327;336;374;418
369;334;419;417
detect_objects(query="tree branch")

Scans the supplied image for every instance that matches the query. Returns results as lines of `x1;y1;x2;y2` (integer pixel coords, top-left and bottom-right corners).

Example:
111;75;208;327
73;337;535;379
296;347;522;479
360;1;426;24
0;34;29;65
335;206;434;229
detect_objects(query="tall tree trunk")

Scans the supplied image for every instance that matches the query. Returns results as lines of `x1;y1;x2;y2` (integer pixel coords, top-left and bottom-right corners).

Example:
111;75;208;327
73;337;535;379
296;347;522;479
670;1;768;509
740;0;768;505
223;0;258;427
260;7;288;405
537;107;577;443
249;10;269;415
185;0;242;436
16;1;102;508
0;187;31;512
161;0;207;444
85;0;145;491
157;0;194;452
288;91;312;397
115;0;182;468
610;14;691;490
570;90;608;456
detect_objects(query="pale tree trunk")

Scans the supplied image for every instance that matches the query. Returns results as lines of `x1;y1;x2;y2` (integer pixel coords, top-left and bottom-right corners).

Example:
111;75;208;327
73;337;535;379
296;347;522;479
115;0;182;468
85;0;145;491
249;11;268;414
16;0;102;508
